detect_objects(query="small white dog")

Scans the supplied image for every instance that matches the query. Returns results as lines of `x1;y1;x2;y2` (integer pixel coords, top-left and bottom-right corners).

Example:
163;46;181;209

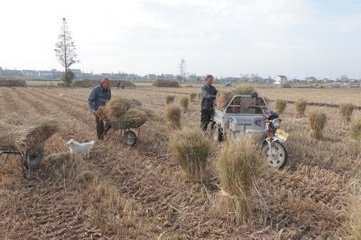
66;139;95;157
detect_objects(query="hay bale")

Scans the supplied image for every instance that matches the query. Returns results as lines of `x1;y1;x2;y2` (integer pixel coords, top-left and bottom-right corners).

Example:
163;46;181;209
350;118;361;141
231;85;255;95
106;107;152;129
152;80;180;88
169;128;210;181
216;137;263;224
275;99;287;114
165;95;175;105
165;105;181;129
119;108;148;122
190;93;197;102
72;80;136;88
127;99;142;108
295;99;307;117
105;98;131;119
215;91;232;109
180;96;189;113
339;103;354;123
309;110;327;140
0;79;26;87
0;118;58;151
110;80;136;88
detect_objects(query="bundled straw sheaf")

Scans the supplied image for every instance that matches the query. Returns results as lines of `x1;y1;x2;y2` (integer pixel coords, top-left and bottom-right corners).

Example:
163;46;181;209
165;105;181;129
0;79;26;87
215;85;255;110
350;118;361;141
190;93;197;102
216;137;263;224
72;80;135;88
152;80;180;88
0;118;58;151
165;95;175;105
309;110;327;140
169;128;210;181
97;97;151;128
295;99;307;117
180;96;189;112
339;103;354;123
275;99;287;114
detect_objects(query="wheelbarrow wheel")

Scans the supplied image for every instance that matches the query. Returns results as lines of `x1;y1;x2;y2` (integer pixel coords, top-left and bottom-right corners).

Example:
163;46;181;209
23;144;44;170
123;130;137;146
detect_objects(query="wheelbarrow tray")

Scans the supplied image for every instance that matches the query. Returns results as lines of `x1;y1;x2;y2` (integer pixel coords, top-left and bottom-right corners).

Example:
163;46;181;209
108;119;146;130
0;145;21;154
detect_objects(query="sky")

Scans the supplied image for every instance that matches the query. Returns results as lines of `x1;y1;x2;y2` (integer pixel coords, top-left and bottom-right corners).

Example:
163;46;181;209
1;0;361;79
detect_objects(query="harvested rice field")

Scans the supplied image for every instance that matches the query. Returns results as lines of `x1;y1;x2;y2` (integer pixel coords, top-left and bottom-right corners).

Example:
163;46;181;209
0;85;360;239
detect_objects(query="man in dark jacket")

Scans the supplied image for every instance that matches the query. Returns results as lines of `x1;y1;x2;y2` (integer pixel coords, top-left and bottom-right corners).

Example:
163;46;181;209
88;78;112;139
201;74;217;131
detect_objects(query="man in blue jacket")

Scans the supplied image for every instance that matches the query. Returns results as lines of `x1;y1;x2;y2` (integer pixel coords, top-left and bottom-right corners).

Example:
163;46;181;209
201;75;217;131
88;78;112;140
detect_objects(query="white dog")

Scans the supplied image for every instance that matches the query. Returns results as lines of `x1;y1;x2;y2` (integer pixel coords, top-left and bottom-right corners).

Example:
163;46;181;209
66;139;95;157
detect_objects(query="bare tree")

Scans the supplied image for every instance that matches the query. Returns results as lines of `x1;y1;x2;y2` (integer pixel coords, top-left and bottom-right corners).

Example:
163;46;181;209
179;59;187;83
55;18;78;87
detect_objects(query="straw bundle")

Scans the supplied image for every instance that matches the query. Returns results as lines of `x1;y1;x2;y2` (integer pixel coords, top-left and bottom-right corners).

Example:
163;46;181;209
215;91;232;110
0;118;58;151
105;98;132;119
0;79;26;87
152;80;180;88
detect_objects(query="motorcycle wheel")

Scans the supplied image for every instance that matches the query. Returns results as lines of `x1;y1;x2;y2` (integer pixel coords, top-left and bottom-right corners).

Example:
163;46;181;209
261;141;288;169
212;124;223;142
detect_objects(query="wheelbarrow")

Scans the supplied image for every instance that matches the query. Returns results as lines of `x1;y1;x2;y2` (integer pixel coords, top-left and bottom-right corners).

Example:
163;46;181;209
0;143;44;174
103;119;145;146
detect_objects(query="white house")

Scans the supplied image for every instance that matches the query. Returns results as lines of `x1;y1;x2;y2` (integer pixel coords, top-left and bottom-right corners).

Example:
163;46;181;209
274;75;288;85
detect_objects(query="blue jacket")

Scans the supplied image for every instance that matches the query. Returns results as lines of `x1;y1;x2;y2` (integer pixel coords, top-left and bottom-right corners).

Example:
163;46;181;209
201;84;217;110
88;85;111;112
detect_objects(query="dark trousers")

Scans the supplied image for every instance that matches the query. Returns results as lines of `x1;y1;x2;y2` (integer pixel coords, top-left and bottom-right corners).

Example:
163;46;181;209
201;109;215;131
96;116;111;140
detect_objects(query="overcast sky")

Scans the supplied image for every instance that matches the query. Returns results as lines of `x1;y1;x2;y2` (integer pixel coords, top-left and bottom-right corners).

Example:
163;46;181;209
1;0;361;79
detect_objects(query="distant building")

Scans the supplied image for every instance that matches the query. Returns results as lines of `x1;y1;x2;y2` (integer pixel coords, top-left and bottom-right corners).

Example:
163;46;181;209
3;69;22;77
305;76;318;82
38;70;53;79
22;70;39;78
274;75;288;85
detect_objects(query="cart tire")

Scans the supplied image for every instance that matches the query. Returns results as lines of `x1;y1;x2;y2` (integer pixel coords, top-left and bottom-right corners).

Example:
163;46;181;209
123;130;137;146
212;124;223;142
261;141;287;169
23;144;44;170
